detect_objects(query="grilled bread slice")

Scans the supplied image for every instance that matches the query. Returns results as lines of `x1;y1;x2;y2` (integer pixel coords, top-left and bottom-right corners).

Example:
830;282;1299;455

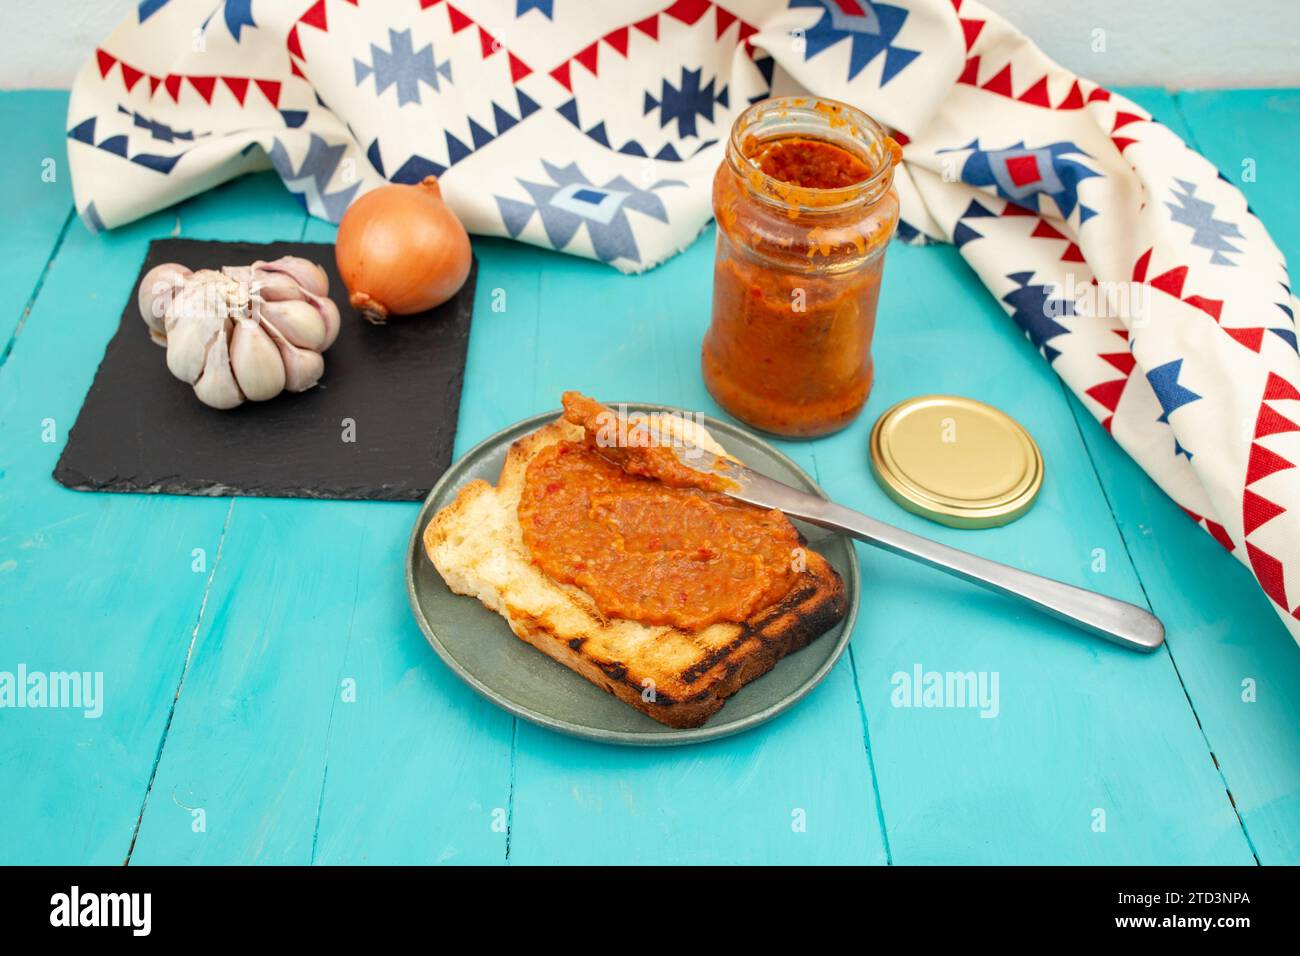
423;414;847;728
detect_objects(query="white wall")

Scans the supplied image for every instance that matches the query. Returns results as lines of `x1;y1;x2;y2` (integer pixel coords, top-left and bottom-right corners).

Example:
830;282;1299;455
2;0;1296;90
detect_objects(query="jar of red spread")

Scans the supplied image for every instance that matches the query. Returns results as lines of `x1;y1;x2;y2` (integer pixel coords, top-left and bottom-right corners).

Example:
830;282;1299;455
703;97;901;437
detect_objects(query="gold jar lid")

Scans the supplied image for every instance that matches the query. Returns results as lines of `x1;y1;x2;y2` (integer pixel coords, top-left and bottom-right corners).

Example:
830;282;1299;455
869;396;1043;529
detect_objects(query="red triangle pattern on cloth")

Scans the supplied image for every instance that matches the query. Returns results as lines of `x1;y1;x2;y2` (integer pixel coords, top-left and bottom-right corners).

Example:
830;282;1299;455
1182;294;1223;321
550;61;572;91
1086;378;1126;413
100;50;279;109
574;42;599;76
1224;327;1265;352
1149;265;1188;297
1112;111;1143;131
1243;489;1286;535
604;26;629;56
1018;76;1051;107
478;26;497;58
188;76;216;104
633;15;659;39
508;53;532;82
716;6;736;37
446;4;472;32
1246;443;1295;485
223;76;248;105
958;56;980;86
286;25;303;58
1205;520;1235;552
1246;542;1289;609
299;0;328;31
1100;352;1136;375
956;56;1087;111
96;49;117;79
1132;248;1152;283
1256;403;1300;438
982;64;1013;96
1058;80;1084;109
120;64;144;92
256;79;281;107
1264;371;1300;401
664;0;710;26
960;18;985;51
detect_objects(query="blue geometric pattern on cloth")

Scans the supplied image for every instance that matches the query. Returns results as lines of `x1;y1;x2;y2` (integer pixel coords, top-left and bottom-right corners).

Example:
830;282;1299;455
367;88;541;183
199;0;255;41
790;0;921;85
515;0;554;17
79;201;107;235
495;161;685;263
222;0;256;42
116;105;205;143
644;67;728;139
67;116;185;175
268;134;360;222
137;0;171;24
1147;358;1202;423
354;29;453;107
945;139;1100;221
952;197;997;248
1002;271;1074;363
1166;179;1244;267
558;98;715;162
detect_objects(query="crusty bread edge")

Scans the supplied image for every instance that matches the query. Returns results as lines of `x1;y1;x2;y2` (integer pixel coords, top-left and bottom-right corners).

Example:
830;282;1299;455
498;557;847;728
422;418;850;729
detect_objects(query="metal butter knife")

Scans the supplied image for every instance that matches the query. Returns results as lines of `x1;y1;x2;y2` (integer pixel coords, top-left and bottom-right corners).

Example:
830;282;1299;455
673;446;1165;653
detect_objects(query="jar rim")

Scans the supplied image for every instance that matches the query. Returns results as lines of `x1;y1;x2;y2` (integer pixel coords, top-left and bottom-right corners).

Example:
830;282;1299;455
726;96;899;213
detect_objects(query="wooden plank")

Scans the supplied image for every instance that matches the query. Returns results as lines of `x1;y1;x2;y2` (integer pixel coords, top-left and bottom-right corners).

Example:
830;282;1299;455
0;91;76;360
1052;88;1300;864
0;167;307;864
130;221;517;864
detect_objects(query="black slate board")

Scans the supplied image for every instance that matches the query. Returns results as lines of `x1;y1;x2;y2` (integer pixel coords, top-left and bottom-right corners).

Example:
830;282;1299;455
55;239;475;502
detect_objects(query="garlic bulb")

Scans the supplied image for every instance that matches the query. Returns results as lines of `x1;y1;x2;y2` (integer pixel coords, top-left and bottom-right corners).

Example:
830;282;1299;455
138;256;336;409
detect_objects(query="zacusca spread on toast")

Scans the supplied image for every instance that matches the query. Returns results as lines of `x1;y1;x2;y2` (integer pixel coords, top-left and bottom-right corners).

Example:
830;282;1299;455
423;392;847;728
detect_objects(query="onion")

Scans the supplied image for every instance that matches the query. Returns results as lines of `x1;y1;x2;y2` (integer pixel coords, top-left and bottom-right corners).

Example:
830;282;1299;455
335;176;472;325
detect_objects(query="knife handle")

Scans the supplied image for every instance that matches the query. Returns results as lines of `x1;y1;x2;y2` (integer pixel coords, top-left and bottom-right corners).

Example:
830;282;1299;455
800;500;1165;653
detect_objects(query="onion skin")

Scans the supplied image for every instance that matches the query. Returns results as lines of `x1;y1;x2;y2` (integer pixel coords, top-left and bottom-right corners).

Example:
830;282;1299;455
335;176;472;325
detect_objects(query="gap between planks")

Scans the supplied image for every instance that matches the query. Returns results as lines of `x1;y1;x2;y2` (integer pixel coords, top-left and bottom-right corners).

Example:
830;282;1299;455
0;206;75;371
125;496;237;864
806;441;895;864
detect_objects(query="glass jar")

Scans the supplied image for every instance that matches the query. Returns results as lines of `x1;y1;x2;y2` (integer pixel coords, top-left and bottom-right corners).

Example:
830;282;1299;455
702;97;900;438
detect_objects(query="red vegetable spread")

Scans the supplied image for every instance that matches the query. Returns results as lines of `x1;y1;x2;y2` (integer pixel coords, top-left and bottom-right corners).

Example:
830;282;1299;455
704;132;896;437
750;137;873;190
517;393;800;631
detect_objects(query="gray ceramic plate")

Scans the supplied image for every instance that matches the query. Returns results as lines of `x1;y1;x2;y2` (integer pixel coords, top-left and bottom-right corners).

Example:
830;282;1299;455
405;405;861;746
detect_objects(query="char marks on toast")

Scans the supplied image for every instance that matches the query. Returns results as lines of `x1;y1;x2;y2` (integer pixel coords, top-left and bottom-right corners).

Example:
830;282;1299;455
423;415;846;728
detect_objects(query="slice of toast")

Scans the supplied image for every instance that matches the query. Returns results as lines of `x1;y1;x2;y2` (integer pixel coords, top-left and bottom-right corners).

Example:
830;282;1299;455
423;414;847;728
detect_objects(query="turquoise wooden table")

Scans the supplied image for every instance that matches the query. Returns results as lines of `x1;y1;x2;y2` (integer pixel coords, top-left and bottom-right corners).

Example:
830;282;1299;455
2;89;1299;866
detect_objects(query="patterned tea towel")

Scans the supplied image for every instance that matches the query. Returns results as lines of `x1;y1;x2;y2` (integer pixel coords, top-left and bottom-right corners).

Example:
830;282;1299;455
67;0;1300;643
